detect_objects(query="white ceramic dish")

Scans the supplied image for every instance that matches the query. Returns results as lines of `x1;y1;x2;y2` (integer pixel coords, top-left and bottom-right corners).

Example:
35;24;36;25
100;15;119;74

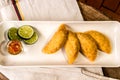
0;21;120;67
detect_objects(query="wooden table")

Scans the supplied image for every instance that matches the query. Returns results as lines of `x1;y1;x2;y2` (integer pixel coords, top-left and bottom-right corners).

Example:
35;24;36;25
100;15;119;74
77;1;120;79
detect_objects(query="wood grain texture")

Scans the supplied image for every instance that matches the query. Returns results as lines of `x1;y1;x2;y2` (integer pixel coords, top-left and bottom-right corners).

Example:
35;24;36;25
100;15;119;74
77;1;110;21
102;68;120;79
103;0;120;11
86;0;103;9
0;72;9;80
78;0;120;21
100;7;120;21
116;5;120;15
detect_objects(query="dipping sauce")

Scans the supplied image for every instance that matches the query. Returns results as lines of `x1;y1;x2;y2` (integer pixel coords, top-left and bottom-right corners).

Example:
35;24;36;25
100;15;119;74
7;40;23;55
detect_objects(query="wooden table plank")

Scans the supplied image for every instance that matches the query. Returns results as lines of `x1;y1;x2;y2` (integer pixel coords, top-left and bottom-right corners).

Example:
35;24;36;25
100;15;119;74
77;1;110;21
0;72;9;80
103;0;120;11
78;0;120;22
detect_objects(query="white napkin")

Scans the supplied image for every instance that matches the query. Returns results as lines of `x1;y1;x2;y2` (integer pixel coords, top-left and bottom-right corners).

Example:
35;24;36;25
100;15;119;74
0;0;83;21
0;67;103;80
0;0;114;80
0;67;118;80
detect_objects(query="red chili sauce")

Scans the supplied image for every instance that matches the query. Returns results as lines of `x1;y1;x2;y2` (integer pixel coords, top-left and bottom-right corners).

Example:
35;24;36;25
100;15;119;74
7;40;22;55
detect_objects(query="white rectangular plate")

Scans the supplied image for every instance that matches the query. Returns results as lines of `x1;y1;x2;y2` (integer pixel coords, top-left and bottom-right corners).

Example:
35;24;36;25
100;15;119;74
0;21;120;67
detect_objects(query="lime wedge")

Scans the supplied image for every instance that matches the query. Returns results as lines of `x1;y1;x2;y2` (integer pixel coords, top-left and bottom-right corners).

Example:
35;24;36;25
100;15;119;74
8;27;22;40
24;32;39;45
18;25;34;39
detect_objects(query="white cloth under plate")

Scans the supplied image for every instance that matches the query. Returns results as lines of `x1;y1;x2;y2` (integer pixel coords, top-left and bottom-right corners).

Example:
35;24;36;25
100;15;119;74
0;0;108;80
0;0;83;21
0;67;104;80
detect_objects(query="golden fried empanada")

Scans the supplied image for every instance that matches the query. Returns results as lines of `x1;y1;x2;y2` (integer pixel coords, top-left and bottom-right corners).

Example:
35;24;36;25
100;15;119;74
77;33;97;61
85;30;111;53
42;24;68;54
64;31;80;64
